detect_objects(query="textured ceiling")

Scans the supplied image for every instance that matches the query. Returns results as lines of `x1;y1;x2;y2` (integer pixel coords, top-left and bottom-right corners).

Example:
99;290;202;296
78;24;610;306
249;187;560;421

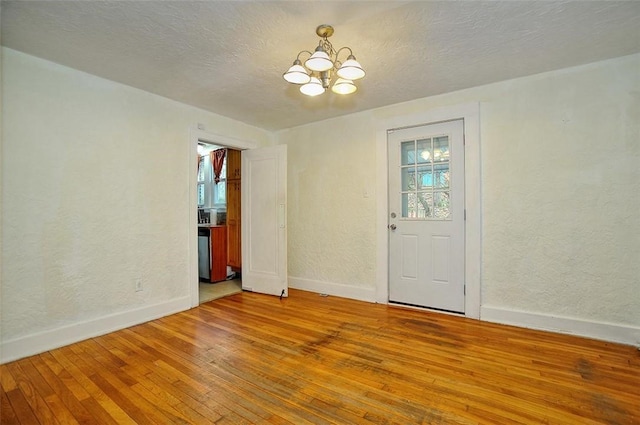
2;1;640;131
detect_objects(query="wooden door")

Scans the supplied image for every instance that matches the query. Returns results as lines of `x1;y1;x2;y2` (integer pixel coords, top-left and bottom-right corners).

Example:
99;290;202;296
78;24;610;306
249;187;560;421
241;145;288;297
227;149;241;180
227;179;241;268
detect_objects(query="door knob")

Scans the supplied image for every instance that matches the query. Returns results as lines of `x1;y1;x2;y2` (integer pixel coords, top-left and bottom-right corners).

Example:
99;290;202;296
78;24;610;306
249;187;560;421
388;224;397;231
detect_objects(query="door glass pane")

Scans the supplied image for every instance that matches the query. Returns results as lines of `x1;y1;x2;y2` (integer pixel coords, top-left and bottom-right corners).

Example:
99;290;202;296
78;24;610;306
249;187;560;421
417;139;431;163
417;192;433;218
433;191;451;219
402;192;433;218
433;136;449;162
417;166;432;189
401;167;415;191
401;192;410;217
401;141;415;166
433;163;450;189
399;134;451;220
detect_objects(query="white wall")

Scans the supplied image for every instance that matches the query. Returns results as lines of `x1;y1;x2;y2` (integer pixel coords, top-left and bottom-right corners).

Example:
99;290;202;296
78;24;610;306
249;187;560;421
281;114;378;300
2;47;638;361
279;54;640;344
1;48;271;361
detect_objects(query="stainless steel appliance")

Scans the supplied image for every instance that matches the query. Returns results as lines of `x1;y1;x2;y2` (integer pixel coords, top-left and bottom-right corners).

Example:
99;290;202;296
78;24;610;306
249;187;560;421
198;228;210;280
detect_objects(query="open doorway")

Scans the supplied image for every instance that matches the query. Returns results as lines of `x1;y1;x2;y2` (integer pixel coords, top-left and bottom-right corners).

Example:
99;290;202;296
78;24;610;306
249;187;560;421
196;142;242;303
189;130;288;304
189;129;257;308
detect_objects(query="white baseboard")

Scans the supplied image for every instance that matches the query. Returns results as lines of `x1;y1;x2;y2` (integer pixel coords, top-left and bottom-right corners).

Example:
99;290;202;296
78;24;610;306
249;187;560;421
481;305;640;346
289;277;377;303
1;296;191;364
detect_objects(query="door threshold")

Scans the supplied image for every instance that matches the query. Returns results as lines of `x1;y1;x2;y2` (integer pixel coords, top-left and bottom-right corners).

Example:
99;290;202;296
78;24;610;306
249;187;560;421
388;300;465;317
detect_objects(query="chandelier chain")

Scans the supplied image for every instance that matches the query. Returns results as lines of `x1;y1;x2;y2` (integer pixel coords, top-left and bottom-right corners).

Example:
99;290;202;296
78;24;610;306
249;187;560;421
319;38;335;58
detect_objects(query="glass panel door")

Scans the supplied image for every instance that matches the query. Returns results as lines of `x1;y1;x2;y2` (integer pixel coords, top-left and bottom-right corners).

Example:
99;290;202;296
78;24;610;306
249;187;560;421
400;136;451;220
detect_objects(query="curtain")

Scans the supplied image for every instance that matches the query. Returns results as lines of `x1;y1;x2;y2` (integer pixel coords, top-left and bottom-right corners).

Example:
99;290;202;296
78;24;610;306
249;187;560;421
197;154;202;174
211;148;226;184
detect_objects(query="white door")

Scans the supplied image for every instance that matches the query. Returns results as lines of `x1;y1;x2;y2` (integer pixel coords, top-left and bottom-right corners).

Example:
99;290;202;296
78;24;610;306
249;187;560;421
241;145;288;297
388;120;465;313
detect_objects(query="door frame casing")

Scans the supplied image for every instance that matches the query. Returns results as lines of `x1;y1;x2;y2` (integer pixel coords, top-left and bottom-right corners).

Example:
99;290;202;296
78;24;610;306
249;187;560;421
375;103;481;319
188;128;257;308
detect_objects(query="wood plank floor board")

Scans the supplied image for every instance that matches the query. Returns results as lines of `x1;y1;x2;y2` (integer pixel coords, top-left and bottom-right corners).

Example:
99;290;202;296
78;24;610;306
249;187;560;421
63;345;173;425
2;289;639;424
72;340;197;425
201;336;340;423
190;294;636;424
144;322;336;420
116;329;303;424
213;354;388;424
212;347;419;424
140;368;245;424
1;388;21;424
3;387;41;425
5;361;60;425
204;360;331;425
103;333;254;424
28;355;95;424
214;293;638;424
198;308;536;424
51;347;137;424
212;304;568;422
38;352;92;403
41;393;81;425
317;310;637;422
151;302;480;424
125;368;220;425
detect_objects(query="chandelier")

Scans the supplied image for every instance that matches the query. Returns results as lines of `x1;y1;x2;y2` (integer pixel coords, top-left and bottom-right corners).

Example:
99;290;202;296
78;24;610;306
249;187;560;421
283;25;365;96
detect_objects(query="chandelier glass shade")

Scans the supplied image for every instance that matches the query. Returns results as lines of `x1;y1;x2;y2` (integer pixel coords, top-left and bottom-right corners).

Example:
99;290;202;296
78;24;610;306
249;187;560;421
331;78;357;95
283;60;311;84
300;77;325;96
336;56;366;80
283;25;365;96
305;48;333;72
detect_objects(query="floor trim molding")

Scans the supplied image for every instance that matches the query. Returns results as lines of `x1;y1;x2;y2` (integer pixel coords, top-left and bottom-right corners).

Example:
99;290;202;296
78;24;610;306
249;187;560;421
1;296;191;363
481;305;640;346
289;277;376;303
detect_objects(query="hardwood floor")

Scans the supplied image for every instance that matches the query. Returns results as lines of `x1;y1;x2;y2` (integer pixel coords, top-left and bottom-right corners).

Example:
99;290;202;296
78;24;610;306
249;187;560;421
2;289;639;424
